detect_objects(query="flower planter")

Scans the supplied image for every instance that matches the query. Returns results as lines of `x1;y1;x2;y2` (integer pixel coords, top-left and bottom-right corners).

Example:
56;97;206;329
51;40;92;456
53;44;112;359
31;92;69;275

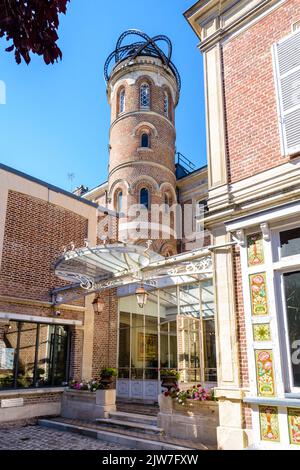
160;376;178;391
61;389;116;420
99;376;114;390
158;394;219;447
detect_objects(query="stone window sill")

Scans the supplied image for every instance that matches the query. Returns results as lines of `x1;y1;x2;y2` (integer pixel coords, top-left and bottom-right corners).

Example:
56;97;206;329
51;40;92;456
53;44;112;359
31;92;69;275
243;396;300;408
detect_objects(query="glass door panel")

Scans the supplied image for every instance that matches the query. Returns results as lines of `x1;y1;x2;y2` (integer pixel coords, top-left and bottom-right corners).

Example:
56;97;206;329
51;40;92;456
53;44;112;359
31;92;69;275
283;271;300;388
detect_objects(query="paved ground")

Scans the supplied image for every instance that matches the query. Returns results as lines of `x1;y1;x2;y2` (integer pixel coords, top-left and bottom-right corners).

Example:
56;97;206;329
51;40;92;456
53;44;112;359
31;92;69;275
0;424;130;450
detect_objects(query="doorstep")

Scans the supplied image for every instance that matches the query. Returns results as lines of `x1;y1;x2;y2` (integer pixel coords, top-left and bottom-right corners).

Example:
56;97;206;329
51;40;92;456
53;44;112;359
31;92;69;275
39;417;213;450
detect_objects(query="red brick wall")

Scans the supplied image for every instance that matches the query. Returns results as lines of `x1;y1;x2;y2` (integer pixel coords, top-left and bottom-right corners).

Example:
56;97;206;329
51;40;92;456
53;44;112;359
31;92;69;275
107;61;178;256
92;288;118;378
232;246;249;388
69;326;84;381
223;0;300;183
232;246;252;429
0;190;88;302
0;190;91;382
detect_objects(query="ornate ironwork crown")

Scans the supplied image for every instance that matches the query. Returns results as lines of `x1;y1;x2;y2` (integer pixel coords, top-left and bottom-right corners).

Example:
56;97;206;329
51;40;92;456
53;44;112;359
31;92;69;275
104;29;181;91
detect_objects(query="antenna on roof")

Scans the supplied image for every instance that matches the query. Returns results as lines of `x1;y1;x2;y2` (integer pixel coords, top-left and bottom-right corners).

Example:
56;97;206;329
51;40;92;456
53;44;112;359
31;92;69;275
67;172;75;192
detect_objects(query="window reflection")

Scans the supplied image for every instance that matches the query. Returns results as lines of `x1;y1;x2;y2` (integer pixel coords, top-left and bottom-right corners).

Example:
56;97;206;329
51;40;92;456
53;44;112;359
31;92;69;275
118;281;217;386
0;321;69;390
280;228;300;258
283;270;300;388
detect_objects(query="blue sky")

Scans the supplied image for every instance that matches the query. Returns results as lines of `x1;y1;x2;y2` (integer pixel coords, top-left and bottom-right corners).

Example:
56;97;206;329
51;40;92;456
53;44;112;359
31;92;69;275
0;0;206;192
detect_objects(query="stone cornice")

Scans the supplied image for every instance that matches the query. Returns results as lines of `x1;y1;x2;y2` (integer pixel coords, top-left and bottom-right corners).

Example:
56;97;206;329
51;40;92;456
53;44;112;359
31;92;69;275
107;56;179;105
108;160;176;181
0;295;85;312
205;179;300;228
184;0;286;51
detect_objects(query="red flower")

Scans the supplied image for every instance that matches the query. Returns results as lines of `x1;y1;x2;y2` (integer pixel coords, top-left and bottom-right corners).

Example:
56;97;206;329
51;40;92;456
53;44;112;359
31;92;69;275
164;391;169;397
197;384;202;388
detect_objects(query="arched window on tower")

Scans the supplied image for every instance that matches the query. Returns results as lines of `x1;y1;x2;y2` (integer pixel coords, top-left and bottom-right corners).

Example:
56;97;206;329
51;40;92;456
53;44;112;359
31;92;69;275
140;188;149;209
140;83;150;109
118;88;125;114
164;91;169;118
117;191;123;213
141;133;149;148
164;193;170;213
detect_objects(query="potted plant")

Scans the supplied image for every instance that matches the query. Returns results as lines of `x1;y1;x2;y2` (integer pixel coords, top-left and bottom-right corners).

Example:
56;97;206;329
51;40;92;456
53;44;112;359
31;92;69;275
99;367;117;390
160;368;180;391
158;384;219;446
62;377;116;419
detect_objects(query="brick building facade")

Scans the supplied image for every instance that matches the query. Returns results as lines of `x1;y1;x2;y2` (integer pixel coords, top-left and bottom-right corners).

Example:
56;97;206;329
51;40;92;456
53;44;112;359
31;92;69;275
185;0;300;450
0;31;210;425
1;0;300;450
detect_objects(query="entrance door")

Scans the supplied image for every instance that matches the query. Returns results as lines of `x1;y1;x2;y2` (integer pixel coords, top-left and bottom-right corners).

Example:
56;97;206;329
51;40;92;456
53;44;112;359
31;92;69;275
117;294;159;401
117;282;217;401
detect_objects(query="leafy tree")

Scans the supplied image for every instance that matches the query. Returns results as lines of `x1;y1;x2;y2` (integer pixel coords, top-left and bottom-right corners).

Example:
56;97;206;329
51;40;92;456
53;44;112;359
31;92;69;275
0;0;70;64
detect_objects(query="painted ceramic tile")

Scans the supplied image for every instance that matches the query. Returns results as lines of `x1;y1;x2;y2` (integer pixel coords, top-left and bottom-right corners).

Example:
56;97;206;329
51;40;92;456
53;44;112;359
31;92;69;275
255;350;275;397
247;233;264;266
259;406;280;442
288;408;300;445
253;323;271;342
250;273;269;316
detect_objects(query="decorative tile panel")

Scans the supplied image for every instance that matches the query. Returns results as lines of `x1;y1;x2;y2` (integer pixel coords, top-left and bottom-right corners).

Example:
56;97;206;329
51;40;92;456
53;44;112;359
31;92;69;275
253;323;271;342
288;408;300;445
259;406;280;442
255;350;275;397
247;233;264;266
250;273;269;316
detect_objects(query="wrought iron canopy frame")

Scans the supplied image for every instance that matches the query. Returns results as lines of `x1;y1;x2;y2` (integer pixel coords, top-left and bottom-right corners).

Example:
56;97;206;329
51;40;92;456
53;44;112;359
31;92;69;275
52;242;213;306
104;30;181;91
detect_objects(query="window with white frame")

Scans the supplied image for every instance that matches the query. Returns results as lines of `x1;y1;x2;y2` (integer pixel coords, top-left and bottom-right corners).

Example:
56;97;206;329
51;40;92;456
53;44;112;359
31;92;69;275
164;91;169;118
140;83;150;109
117;191;123;213
273;225;300;391
282;270;300;389
273;29;300;155
119;88;125;114
195;200;208;234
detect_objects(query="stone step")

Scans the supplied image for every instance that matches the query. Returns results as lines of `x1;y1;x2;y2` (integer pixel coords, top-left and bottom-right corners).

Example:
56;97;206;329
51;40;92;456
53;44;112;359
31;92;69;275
95;417;163;436
109;411;157;426
38;419;194;450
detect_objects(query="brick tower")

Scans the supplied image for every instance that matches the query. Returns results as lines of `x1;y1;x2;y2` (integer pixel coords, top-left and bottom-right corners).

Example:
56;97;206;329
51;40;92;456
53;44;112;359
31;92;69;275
104;30;181;256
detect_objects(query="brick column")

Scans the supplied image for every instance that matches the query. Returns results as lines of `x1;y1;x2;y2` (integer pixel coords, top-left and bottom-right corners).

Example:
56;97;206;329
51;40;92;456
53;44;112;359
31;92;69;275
69;326;84;381
92;288;118;378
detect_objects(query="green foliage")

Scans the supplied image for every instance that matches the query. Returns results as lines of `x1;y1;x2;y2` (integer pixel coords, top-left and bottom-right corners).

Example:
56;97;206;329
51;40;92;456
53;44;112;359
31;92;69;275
69;379;100;392
100;367;117;378
160;369;180;380
163;384;215;404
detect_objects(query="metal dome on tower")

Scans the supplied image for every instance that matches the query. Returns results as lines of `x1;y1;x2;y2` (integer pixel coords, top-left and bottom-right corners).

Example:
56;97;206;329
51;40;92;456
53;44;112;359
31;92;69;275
104;29;181;91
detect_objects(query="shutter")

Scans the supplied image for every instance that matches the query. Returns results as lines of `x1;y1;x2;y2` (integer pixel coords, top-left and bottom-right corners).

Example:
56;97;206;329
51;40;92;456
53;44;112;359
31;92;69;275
274;30;300;155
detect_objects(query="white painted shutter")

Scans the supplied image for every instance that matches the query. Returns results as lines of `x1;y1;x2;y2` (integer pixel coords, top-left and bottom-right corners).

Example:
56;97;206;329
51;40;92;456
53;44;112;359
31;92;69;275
274;30;300;155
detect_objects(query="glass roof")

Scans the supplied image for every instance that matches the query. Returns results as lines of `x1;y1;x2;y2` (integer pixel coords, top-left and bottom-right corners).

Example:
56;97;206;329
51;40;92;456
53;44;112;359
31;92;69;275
55;243;164;286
